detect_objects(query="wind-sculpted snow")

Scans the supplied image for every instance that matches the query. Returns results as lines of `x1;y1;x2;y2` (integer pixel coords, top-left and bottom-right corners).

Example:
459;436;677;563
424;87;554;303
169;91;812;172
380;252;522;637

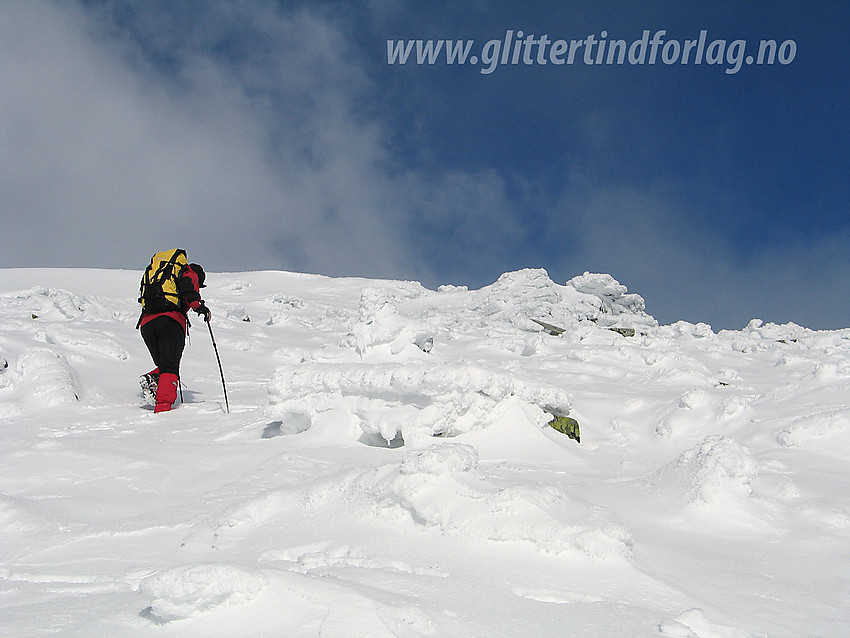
566;271;655;326
351;443;634;559
344;269;657;356
0;493;59;555
268;361;572;444
15;348;79;408
463;268;656;333
777;407;850;450
2;267;850;637
652;436;759;508
139;563;268;622
349;285;437;356
660;608;754;638
183;443;632;563
0;286;133;322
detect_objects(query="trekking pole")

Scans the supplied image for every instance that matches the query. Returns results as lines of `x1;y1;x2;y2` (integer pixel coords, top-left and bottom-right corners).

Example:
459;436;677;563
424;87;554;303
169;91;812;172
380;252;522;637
207;320;229;413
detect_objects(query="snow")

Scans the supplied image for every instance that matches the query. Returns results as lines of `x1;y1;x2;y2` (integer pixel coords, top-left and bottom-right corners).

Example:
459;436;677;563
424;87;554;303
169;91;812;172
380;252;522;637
1;266;849;637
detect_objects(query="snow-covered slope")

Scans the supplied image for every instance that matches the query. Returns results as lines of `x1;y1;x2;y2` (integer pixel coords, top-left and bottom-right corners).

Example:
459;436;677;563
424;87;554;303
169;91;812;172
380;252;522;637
1;267;849;637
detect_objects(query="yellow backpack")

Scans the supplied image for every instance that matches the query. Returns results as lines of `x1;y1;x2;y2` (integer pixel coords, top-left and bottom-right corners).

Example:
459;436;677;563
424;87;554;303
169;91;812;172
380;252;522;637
138;249;189;313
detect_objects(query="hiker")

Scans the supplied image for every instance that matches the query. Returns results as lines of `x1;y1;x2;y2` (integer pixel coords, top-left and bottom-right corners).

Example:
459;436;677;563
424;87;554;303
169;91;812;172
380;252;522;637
137;249;211;413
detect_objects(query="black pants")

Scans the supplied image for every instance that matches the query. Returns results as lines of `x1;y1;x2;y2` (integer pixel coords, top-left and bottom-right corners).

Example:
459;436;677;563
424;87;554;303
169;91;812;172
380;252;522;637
141;316;186;376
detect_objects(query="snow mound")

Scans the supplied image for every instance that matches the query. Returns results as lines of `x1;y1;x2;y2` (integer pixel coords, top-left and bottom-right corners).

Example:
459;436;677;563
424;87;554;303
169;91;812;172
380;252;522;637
268;361;572;445
399;442;479;475
777;407;850;450
470;268;578;331
741;318;810;342
654;388;750;439
187;442;632;561
0;493;58;554
316;443;632;559
652;436;758;508
15;349;79;407
36;324;130;360
138;563;268;622
659;608;753;637
0;286;125;322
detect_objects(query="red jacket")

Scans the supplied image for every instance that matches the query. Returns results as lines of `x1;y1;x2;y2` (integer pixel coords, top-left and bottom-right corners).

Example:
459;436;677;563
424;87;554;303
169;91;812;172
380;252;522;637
139;267;203;333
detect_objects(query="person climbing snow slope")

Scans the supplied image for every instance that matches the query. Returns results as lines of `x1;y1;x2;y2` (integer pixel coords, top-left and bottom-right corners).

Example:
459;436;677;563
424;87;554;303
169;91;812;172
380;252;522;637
136;249;211;412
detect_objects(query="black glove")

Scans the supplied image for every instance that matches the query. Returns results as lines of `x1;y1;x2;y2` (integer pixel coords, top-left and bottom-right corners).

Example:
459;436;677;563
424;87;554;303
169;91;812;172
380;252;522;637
196;303;212;322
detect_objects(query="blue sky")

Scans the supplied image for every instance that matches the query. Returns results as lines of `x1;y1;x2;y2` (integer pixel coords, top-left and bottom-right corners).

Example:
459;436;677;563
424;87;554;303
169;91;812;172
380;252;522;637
1;1;848;329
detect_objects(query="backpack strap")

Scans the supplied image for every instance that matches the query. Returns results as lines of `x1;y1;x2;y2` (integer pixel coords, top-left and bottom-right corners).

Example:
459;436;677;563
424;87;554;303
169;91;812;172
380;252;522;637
152;250;187;306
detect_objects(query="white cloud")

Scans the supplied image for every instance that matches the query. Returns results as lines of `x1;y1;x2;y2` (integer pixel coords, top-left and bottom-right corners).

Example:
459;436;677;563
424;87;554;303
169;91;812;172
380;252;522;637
0;1;518;284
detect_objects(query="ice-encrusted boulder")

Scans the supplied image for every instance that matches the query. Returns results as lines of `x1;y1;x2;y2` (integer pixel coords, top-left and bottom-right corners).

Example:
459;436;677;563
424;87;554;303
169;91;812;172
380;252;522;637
472;268;656;332
565;271;656;328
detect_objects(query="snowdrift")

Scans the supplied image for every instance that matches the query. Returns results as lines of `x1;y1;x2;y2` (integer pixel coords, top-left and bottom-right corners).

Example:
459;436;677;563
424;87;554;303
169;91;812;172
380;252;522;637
1;267;849;637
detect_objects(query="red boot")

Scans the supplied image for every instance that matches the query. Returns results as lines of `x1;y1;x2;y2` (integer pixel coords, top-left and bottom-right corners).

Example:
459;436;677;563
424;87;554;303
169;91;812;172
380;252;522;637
154;373;179;413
